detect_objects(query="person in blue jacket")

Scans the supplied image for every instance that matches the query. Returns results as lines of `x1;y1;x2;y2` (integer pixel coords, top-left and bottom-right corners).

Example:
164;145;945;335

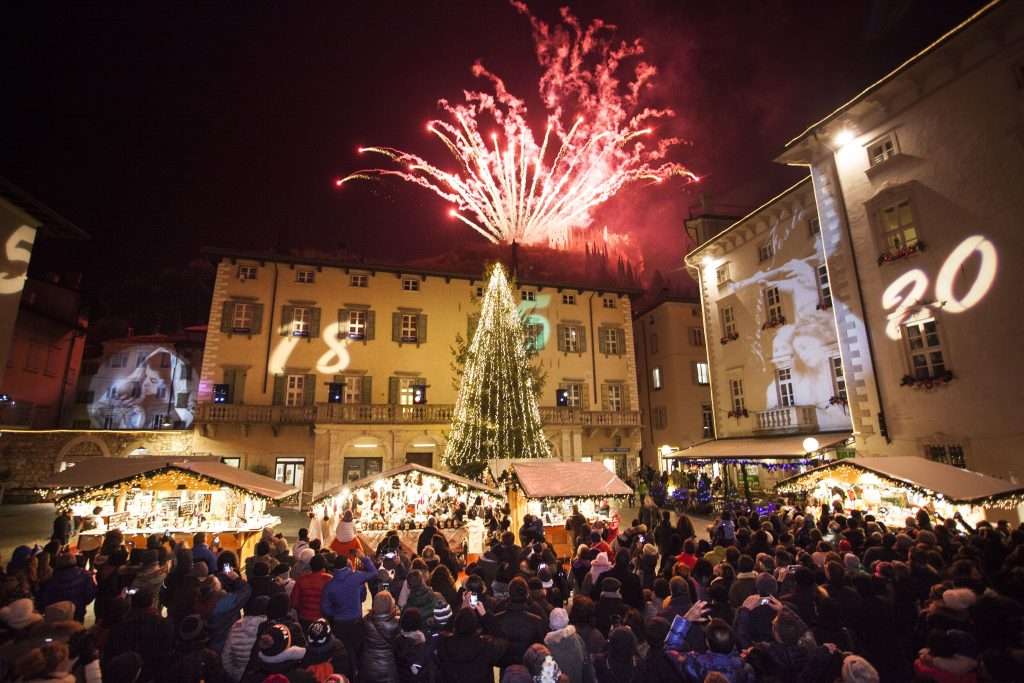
321;549;379;674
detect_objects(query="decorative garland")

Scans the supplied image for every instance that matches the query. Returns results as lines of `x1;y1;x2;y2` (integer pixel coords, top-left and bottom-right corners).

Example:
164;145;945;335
877;241;926;266
719;332;739;346
761;315;787;330
900;370;954;390
674;458;813;470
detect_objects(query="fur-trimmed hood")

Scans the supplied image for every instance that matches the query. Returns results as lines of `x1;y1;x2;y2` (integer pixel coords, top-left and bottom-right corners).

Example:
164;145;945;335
544;624;577;645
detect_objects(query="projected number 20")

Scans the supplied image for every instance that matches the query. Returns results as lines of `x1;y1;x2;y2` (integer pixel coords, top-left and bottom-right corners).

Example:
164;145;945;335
882;235;997;340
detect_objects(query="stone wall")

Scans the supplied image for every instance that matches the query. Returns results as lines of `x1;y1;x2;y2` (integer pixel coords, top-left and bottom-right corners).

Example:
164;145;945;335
0;429;194;502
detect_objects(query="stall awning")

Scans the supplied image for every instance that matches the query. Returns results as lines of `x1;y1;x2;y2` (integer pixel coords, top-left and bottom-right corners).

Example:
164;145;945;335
513;461;633;499
40;456;299;501
775;456;1024;507
665;431;852;461
312;463;500;505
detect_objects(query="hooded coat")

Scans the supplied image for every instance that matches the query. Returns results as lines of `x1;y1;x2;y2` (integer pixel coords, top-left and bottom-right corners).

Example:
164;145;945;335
221;614;267;682
361;612;401;683
544;625;592;683
437;629;506;683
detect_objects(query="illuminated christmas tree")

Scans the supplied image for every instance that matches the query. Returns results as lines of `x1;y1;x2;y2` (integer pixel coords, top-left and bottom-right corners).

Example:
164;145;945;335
443;263;550;480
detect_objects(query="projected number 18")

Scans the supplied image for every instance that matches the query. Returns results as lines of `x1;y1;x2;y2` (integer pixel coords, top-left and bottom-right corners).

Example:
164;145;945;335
881;235;997;340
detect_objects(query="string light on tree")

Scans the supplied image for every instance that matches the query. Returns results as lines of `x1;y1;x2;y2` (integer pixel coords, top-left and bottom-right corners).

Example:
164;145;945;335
442;263;549;480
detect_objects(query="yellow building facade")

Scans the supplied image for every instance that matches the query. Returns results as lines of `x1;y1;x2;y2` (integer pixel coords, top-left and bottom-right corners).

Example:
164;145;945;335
193;249;642;499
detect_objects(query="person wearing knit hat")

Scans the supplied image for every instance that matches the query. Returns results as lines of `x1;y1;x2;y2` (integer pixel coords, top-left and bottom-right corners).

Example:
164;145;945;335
595;577;626;636
38;552;96;623
942;588;977;612
0;598;42;631
329;510;361;557
586;552;612;591
523;643;564;683
362;591;400;682
302;618;352;683
842;654;879;683
257;622;307;666
544;606;588;683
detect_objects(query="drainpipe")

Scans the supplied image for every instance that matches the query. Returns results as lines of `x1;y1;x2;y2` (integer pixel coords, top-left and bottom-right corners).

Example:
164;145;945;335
263;263;280;393
588;292;598;408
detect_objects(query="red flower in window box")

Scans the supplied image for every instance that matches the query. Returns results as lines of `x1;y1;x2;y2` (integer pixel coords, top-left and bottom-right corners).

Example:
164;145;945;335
719;332;739;345
761;315;787;330
878;241;926;266
727;408;749;418
900;369;954;389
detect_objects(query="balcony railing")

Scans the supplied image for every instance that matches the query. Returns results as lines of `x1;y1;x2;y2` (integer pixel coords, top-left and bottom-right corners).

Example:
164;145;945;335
752;405;818;434
196;402;640;427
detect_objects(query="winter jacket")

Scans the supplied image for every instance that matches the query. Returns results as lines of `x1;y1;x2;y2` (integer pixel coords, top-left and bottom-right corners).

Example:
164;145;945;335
38;566;96;622
208;583;253;652
416;526;437;555
544;625;592;683
394;630;436;683
131;565;168;602
491;602;545;668
362;612;401;683
594;594;627;637
103;609;175;683
728;572;757;609
437;630;506;683
321;558;378;622
192;543;218;572
302;638;353;683
221;614;267;682
250;575;285;601
576;624;606;656
589;564;643;610
732;594;777;648
665;648;755;683
403;586;440;631
291;570;333;623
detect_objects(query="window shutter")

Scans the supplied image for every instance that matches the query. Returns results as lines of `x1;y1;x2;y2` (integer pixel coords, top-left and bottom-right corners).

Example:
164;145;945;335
600;382;610;411
361;376;372;404
337;309;348;339
467;314;479;339
220;302;235;333
388;377;399;404
303;374;316;406
582;383;590;410
272;375;285;405
365;310;376;340
280;306;294;336
251;304;263;334
391;313;401;343
557;325;567;352
309;308;321;338
621;385;630;411
598;330;607;354
417;314;428;343
578;326;587;353
615;328;626;355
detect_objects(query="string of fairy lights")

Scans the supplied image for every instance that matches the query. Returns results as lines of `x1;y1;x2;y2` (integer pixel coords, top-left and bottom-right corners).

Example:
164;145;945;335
442;264;550;479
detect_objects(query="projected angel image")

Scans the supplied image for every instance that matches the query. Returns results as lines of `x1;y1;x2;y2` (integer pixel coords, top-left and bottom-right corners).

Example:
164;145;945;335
88;347;195;429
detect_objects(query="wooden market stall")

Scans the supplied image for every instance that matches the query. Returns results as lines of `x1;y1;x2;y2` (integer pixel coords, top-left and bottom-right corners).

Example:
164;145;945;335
310;463;505;556
775;456;1024;526
506;460;633;559
40;456;297;558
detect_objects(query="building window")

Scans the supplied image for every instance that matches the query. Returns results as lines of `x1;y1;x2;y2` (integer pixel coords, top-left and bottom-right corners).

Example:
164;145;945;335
296;269;315;284
729;378;745;414
765;287;784;324
232;302;254;332
275;458;305;489
817;265;832;309
926;444;966;468
562;325;580;353
44;345;61;377
343;376;362;404
109;352;128;368
868;135;897;166
291;307;311;337
285;375;305;407
561;383;583;408
652;406;668;430
525;321;544;351
904;318;946;380
694;361;710;386
221;457;241;468
652;367;663;391
156;386;167;400
649;333;658;354
347;310;367;339
602;297;615;309
777;368;795;407
809;217;820;235
400;313;418;342
176;392;190;409
344;457;383;482
831;357;847;402
702;404;714;438
238;265;257;280
758;242;773;262
521;290;536;302
350;274;369;288
606;383;623;412
562;293;576;305
401;277;420;291
721;306;737;338
880;199;919;255
475;286;484;298
76;390;94;404
716;264;731;287
688;327;704;346
602;328;619;355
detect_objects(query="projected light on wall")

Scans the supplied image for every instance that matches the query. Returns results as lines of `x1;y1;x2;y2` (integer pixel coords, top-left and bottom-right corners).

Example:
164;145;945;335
0;225;35;296
881;235;997;340
269;322;353;376
88;346;198;429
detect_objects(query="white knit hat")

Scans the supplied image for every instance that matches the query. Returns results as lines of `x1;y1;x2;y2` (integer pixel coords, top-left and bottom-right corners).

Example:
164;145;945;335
549;607;569;631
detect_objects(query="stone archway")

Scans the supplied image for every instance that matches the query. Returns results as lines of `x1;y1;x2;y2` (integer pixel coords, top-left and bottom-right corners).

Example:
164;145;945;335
57;434;112;461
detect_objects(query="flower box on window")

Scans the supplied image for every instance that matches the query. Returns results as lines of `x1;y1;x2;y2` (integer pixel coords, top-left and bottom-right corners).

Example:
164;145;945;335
761;316;787;330
719;332;739;346
828;395;848;407
878;241;926;266
900;369;954;390
727;408;749;418
816;302;833;311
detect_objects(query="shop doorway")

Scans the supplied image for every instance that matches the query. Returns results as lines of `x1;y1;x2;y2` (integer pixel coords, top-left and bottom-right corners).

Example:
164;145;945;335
405;452;433;468
344;456;383;482
275;457;305;490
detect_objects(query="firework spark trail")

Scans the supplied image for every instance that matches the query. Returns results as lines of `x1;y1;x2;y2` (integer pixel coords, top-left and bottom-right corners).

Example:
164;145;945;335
337;1;698;248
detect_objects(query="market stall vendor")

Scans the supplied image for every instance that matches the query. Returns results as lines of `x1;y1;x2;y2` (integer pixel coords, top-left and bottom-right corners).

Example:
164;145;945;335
774;456;1024;526
38;456;298;557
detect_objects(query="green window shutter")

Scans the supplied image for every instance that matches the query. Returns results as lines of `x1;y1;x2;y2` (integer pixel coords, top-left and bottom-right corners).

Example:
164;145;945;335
578;326;587;353
272;375;286;405
280;306;295;336
600;382;610;411
615;328;626;355
621;385;630;411
337;309;348;339
303;374;316;406
598;329;608;354
365;310;376;340
309;308;322;338
361;376;372;404
417;314;428;343
251;304;264;334
220;302;234;333
391;313;401;343
557;325;567;352
388;377;399;404
582;383;590;410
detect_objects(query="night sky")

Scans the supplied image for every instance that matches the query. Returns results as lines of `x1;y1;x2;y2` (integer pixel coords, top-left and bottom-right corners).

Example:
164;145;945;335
1;0;987;327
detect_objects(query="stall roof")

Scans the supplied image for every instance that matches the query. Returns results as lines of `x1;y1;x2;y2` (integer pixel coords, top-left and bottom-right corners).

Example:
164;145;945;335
665;432;852;460
40;456;299;500
775;456;1024;506
312;463;500;504
513;461;633;498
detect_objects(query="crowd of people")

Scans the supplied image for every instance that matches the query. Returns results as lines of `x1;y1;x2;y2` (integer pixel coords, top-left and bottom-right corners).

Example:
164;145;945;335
0;498;1022;683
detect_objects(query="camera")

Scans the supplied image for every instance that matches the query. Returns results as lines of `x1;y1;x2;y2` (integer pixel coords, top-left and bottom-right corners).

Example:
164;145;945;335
759;597;771;606
127;588;138;595
385;552;396;559
469;593;479;607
